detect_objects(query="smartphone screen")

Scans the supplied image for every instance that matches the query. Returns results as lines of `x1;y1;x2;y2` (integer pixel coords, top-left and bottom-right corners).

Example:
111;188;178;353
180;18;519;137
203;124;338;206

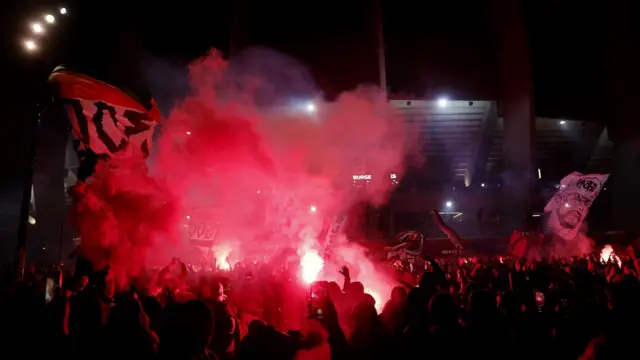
45;277;56;303
535;291;545;311
309;281;329;319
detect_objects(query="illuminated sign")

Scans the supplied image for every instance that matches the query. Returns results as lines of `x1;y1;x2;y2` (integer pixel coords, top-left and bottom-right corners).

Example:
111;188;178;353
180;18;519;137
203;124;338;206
442;249;466;256
352;174;372;180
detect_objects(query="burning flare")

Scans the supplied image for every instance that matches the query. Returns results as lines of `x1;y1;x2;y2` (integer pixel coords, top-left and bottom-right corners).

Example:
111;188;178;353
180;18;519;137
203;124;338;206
300;250;324;284
600;244;621;267
213;243;233;271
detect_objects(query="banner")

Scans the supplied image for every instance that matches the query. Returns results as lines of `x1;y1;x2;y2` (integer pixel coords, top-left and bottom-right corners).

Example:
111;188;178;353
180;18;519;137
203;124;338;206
188;220;219;242
49;67;160;159
325;214;348;245
385;231;424;263
544;172;609;241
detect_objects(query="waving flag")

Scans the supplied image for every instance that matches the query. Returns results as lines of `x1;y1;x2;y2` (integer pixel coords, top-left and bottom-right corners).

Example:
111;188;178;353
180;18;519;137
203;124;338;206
48;66;160;177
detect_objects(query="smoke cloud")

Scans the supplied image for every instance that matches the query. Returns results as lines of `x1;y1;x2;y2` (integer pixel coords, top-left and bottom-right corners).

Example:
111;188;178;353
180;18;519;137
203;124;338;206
74;47;418;299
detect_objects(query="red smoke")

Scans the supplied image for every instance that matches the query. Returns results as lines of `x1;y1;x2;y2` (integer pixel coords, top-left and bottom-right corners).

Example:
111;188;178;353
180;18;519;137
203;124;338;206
73;49;416;300
70;154;179;281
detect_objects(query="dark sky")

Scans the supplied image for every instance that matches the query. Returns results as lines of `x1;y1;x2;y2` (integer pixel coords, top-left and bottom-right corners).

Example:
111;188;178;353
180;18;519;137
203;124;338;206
0;1;611;110
0;0;623;211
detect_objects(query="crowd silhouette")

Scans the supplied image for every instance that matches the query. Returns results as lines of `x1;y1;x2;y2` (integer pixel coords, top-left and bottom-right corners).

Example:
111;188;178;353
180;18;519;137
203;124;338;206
2;246;639;360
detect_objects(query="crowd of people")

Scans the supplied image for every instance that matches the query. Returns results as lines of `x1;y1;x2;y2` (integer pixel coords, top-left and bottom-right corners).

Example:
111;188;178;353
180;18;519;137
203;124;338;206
2;244;640;360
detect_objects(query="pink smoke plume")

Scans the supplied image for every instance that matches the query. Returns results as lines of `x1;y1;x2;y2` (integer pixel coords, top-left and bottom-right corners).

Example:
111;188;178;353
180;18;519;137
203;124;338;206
74;48;417;301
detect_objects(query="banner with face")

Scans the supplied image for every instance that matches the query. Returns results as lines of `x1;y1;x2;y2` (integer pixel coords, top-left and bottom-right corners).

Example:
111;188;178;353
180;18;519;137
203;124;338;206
544;172;609;241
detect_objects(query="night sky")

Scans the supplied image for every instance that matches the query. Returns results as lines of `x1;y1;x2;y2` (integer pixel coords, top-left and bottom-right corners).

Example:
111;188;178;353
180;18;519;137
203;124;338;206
0;0;633;237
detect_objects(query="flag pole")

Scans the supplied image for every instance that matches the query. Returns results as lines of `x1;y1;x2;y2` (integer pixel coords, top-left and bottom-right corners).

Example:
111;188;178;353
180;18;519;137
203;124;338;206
15;103;43;281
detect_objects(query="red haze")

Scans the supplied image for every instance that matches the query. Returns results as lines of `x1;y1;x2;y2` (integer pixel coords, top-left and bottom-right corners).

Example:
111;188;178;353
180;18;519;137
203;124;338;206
73;48;418;297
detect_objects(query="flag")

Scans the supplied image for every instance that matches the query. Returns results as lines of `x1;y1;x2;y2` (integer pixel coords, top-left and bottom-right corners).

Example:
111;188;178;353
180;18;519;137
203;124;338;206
544;172;609;241
48;66;160;177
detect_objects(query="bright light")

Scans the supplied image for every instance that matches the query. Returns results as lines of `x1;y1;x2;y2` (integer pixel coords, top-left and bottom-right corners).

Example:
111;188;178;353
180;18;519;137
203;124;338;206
44;14;55;24
600;244;621;267
60;8;67;15
213;243;233;271
446;201;452;208
437;97;448;108
560;120;566;125
564;203;570;208
481;183;485;188
309;205;317;213
365;288;383;312
306;102;316;113
256;190;261;194
31;23;44;34
24;39;37;52
538;168;542;179
186;131;191;135
300;250;324;284
185;215;191;219
28;215;36;225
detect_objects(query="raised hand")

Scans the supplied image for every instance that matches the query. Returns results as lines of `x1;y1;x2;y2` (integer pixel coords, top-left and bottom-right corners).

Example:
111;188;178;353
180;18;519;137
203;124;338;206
338;266;350;278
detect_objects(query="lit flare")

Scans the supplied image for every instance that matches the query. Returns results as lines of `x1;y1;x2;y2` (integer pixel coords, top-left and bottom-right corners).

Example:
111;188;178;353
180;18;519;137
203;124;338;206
300;250;324;284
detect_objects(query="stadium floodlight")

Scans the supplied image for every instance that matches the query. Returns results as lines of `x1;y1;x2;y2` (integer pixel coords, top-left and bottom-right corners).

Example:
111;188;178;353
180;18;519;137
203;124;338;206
21;7;71;54
24;39;37;52
31;22;44;34
305;102;316;113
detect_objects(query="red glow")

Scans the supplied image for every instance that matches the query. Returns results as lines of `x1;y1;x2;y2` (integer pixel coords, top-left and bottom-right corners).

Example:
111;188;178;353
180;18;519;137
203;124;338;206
70;49;417;292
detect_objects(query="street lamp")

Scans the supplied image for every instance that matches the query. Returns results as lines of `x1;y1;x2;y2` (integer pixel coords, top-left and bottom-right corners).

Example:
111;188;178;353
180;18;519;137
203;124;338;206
44;14;55;24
